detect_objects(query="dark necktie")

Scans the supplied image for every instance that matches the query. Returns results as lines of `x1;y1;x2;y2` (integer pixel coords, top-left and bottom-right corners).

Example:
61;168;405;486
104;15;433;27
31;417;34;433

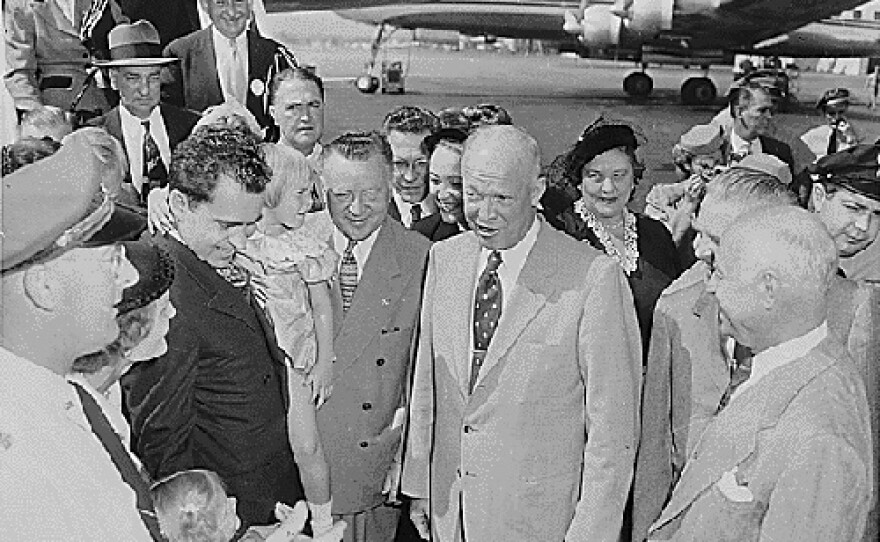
470;251;503;394
410;203;422;226
141;120;167;202
716;342;753;412
70;382;164;541
827;128;838;156
339;239;358;313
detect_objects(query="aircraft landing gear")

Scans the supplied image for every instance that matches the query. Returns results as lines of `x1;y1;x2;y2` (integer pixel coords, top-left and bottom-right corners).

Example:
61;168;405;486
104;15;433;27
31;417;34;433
623;72;653;98
356;23;386;94
680;76;717;105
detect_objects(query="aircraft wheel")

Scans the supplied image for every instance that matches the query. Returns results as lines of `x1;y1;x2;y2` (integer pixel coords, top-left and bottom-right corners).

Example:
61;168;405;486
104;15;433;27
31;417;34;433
681;77;717;105
355;75;380;94
623;72;653;97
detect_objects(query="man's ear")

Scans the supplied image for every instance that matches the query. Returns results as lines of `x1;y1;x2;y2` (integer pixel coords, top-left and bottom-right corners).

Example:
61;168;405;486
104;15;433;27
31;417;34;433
268;104;278;123
530;175;546;207
22;263;59;311
108;69;119;92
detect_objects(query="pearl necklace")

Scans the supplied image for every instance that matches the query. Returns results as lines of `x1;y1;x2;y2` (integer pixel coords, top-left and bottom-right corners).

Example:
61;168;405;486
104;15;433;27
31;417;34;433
574;199;639;275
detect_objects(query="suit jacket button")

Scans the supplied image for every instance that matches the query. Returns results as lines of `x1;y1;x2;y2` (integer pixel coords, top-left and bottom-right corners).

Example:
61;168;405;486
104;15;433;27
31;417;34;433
359;441;369;448
362;402;372;411
463;425;472;433
376;358;385;366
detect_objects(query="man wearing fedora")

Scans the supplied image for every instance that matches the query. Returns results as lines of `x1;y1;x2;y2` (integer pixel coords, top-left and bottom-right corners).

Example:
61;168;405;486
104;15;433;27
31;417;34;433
801;88;862;161
161;0;296;136
0;131;158;540
90;20;201;207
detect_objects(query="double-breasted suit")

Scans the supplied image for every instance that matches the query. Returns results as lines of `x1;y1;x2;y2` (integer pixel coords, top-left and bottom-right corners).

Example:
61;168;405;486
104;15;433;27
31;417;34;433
648;338;873;542
316;216;430;516
401;220;642;542
122;235;302;527
161;27;295;131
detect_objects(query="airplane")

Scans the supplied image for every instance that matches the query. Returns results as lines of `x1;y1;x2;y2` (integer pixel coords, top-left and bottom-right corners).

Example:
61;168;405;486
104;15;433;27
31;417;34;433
334;0;879;104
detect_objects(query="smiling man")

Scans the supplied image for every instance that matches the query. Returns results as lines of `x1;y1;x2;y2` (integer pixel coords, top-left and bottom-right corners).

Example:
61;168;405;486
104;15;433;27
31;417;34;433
315;131;430;542
91;20;201;205
403;125;642;542
122;125;304;529
161;0;296;134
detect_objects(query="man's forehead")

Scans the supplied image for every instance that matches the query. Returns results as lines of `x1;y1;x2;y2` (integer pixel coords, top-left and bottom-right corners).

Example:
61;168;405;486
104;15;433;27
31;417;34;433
276;80;322;102
206;175;264;218
118;66;161;77
324;156;389;189
387;131;428;154
834;187;880;211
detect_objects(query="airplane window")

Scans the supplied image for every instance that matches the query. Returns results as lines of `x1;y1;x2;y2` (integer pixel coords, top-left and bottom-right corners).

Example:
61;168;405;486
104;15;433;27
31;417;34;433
853;10;862;19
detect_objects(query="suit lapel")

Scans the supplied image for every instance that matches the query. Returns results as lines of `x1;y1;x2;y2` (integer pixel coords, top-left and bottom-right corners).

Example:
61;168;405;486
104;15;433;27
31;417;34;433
438;234;481;397
105;108;126;155
197;29;223;103
692;286;731;393
652;339;840;531
246;31;268;119
472;223;553;392
332;218;404;378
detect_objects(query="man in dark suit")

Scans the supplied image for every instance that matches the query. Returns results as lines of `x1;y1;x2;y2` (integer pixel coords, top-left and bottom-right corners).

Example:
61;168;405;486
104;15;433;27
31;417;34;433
315;131;430;542
382;106;440;227
160;0;295;134
725;82;795;173
90;21;200;206
412;128;468;242
122;125;303;528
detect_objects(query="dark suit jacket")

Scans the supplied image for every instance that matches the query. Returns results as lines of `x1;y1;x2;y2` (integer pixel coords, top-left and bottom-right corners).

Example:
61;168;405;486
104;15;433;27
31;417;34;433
316;216;430;514
122;235;302;527
411;213;462;242
89;102;200;164
758;134;795;173
161;28;295;130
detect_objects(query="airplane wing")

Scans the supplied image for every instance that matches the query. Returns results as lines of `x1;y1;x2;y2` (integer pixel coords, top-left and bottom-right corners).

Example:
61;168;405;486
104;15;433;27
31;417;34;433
265;0;429;12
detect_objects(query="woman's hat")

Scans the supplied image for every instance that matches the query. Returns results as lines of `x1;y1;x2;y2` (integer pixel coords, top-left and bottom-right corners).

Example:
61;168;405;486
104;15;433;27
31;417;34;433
116;240;175;315
816;88;851;111
95;20;178;68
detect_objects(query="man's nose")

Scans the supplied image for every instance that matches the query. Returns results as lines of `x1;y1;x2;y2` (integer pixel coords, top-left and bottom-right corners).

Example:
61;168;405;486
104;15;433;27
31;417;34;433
854;212;873;232
349;193;365;215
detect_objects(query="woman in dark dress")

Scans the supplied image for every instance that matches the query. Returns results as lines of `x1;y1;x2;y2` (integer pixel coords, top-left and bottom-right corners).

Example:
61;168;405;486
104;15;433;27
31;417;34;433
543;118;682;361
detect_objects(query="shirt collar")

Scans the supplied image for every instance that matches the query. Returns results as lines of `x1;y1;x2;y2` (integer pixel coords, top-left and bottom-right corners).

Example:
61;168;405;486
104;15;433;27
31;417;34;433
119;102;162;127
333;222;382;267
730;130;762;156
211;25;247;49
478;215;540;281
732;322;828;401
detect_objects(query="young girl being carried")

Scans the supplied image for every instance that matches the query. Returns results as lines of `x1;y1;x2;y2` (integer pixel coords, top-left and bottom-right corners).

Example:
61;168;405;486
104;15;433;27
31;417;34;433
236;143;338;537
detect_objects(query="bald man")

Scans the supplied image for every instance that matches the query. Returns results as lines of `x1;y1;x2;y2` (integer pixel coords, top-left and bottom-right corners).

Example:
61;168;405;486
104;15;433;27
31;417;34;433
401;125;642;541
648;207;873;542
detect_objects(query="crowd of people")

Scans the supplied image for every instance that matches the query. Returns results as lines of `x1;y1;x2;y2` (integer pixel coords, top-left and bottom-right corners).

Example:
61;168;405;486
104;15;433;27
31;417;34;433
3;1;880;541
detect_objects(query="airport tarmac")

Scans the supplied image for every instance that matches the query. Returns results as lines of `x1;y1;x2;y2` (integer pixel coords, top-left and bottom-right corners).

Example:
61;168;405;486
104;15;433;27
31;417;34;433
291;43;880;207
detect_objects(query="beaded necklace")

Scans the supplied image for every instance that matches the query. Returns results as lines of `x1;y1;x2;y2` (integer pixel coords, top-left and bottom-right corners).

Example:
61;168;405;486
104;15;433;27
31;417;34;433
574;199;639;275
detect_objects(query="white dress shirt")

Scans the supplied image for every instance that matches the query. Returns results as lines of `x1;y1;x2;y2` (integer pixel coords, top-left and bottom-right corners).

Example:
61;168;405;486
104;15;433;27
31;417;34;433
393;191;435;228
211;25;249;103
730;322;828;402
332;219;381;281
119;105;171;192
467;216;540;363
730;129;763;159
0;347;152;541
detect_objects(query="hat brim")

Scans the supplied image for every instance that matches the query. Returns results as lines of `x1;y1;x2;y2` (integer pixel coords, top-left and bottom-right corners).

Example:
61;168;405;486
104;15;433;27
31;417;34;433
81;203;147;248
94;57;178;68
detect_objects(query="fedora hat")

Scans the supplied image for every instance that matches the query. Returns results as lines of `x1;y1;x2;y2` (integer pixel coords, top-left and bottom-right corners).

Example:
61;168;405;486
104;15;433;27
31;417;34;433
95;20;177;68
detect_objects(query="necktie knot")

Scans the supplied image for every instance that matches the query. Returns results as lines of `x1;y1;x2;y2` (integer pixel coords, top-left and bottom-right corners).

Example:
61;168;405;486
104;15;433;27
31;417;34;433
410;203;422;224
141;119;150;132
486;250;503;273
344;238;358;256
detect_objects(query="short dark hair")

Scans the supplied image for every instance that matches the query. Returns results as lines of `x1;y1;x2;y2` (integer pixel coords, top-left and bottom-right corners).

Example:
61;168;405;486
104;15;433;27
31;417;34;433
323;131;393;167
270;67;325;102
421;128;468;157
730;82;774;116
382;106;439;135
170;125;270;205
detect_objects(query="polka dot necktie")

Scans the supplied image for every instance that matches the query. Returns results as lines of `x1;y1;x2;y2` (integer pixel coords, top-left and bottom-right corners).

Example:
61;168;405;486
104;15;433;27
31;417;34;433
470;250;503;394
141;120;167;202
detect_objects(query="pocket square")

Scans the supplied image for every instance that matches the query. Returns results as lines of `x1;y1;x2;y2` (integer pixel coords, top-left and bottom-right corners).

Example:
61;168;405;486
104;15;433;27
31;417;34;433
716;467;754;503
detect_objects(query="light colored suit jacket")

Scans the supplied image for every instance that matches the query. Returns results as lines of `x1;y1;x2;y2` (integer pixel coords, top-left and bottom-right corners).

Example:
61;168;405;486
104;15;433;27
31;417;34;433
648;338;873;542
316;216;430;515
633;264;879;542
401;219;642;542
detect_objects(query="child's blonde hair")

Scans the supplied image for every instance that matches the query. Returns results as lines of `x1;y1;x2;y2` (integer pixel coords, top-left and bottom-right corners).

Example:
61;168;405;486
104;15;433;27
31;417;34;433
150;469;231;542
261;143;314;209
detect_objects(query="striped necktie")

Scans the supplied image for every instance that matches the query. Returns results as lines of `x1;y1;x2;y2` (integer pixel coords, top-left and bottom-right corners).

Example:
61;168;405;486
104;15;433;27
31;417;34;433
141;120;166;201
339;239;358;313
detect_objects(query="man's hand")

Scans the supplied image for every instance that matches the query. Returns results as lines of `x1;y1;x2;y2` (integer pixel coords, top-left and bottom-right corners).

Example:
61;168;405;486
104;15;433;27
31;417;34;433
382;460;402;504
409;498;431;540
147;186;173;235
263;501;347;542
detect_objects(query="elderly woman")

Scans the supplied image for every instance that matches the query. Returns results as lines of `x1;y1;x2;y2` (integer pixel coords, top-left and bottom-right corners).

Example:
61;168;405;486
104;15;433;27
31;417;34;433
412;127;469;241
543;118;681;358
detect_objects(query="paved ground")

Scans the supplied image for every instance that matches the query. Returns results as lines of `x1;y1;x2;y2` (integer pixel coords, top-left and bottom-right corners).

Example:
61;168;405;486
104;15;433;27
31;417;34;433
291;43;880;207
